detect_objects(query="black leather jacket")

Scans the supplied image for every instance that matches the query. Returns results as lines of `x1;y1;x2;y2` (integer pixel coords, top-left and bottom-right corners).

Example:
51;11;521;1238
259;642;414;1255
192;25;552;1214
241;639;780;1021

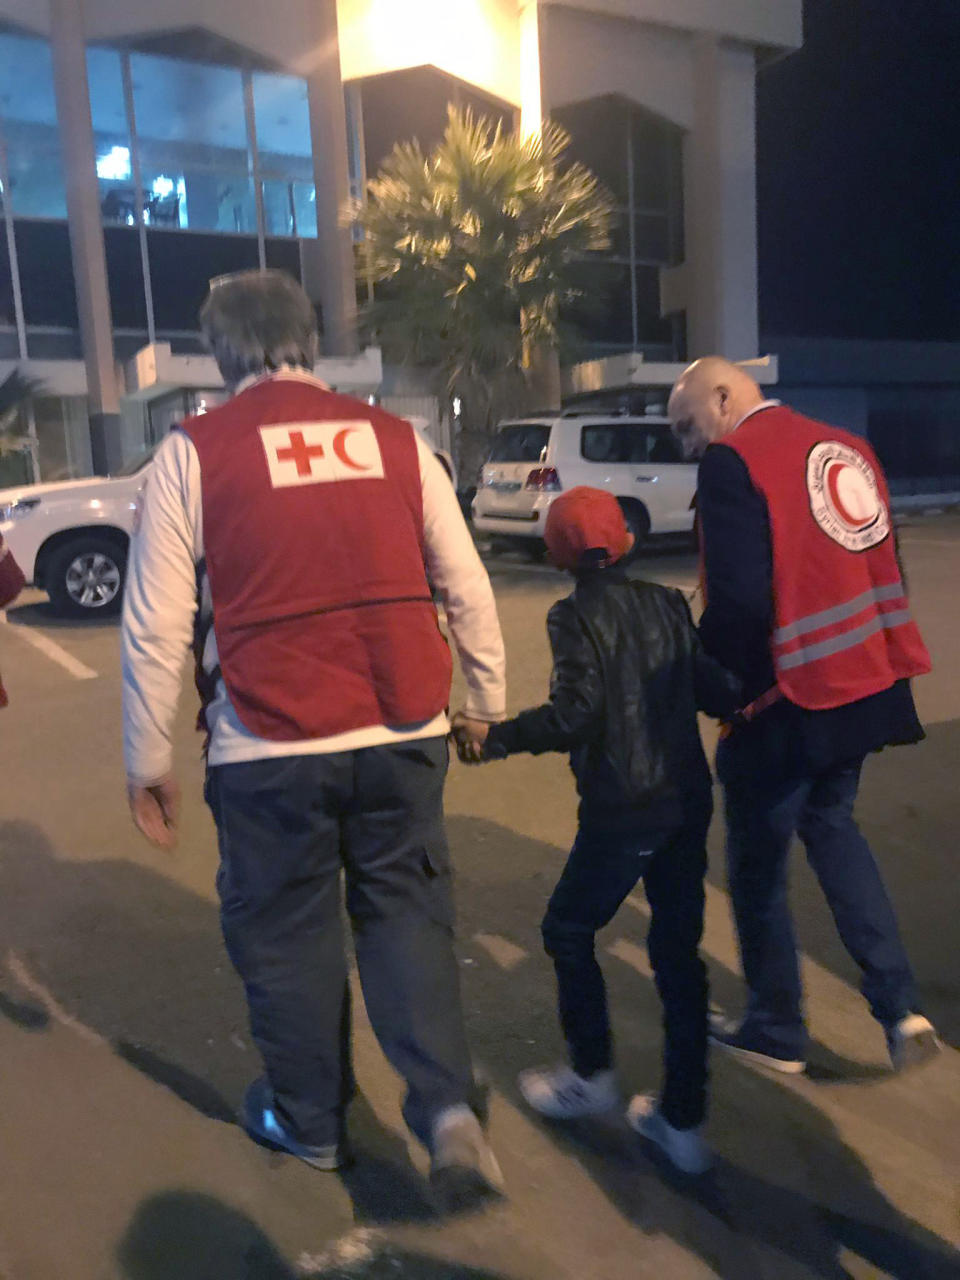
485;568;741;830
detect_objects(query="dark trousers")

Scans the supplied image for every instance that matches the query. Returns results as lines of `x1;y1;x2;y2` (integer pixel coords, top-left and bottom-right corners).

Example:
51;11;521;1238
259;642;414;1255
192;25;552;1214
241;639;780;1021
205;738;476;1148
542;815;710;1130
717;734;919;1058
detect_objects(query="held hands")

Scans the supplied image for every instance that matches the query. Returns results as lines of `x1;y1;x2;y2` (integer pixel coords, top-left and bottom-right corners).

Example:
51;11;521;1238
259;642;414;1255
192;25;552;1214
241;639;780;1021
451;710;491;765
127;776;181;850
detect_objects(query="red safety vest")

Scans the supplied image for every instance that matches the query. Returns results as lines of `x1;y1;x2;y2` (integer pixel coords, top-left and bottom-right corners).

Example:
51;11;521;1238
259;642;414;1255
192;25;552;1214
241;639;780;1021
180;373;452;741
718;405;931;711
0;540;25;708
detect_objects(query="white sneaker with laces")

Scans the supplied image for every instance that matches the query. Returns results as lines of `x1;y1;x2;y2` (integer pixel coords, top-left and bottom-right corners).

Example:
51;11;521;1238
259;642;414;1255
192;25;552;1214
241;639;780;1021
885;1014;942;1072
518;1064;619;1119
627;1094;712;1175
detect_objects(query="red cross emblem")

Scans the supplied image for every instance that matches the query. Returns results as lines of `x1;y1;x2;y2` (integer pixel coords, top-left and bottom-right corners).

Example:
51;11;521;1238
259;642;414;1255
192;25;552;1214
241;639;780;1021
260;421;385;488
275;430;326;477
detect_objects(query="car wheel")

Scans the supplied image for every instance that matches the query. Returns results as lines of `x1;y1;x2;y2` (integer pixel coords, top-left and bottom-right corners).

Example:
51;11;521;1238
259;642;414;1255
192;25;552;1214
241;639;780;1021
617;500;650;563
46;536;127;619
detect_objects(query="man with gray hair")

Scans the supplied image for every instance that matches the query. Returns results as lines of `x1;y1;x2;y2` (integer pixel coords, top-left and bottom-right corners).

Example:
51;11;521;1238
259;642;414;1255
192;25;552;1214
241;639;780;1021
122;270;506;1209
668;358;938;1077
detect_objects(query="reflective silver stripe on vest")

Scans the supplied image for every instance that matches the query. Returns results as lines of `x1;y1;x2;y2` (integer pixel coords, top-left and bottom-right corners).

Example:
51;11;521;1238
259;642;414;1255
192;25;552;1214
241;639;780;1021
777;608;914;671
773;582;906;646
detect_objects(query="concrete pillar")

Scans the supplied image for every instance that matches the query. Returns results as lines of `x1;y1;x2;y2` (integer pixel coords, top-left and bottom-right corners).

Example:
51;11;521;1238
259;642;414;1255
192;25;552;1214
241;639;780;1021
301;0;358;356
662;34;759;360
48;0;122;473
519;1;545;142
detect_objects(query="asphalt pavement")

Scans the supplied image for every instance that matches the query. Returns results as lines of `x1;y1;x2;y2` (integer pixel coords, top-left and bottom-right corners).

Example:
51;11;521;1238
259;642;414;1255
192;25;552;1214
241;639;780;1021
0;516;957;1279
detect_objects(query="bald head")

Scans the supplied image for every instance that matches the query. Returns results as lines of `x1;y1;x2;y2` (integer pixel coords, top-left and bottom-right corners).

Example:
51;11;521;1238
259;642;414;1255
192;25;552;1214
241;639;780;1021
668;357;765;459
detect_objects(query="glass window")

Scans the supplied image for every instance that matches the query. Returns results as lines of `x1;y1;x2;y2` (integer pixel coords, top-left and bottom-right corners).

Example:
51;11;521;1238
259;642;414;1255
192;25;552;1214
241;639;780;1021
253;72;316;238
0;33;67;218
634;265;674;345
0;222;15;329
131;53;255;233
647;427;683;464
630;110;672;211
261;178;317;238
553;97;629;205
32;396;72;481
147;229;259;331
87;48;139;226
581;425;622;463
580;424;681;465
554;95;684;357
264;237;303;278
633;213;671;264
15;222;77;326
487;424;551;463
103;226;147;330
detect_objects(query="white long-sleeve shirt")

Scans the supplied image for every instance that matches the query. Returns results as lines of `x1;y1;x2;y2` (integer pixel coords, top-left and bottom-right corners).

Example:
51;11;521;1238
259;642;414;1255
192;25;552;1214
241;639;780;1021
122;375;506;784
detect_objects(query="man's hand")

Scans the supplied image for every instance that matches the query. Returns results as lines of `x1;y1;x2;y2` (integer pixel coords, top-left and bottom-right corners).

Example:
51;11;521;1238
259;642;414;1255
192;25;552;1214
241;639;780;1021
451;711;491;764
127;776;181;850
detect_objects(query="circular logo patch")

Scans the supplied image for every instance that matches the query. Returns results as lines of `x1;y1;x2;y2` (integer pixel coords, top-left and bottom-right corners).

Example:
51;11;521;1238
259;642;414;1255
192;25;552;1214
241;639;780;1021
806;441;890;551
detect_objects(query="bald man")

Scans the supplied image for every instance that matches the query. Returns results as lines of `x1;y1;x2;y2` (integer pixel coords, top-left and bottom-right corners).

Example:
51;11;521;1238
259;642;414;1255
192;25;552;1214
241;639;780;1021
668;359;939;1075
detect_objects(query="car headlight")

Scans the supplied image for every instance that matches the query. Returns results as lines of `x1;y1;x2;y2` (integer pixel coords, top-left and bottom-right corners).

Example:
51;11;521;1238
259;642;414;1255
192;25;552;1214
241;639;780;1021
0;497;41;521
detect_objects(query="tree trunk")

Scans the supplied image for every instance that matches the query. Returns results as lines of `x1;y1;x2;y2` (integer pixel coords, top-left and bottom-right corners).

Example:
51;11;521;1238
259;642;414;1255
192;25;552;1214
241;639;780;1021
523;343;562;414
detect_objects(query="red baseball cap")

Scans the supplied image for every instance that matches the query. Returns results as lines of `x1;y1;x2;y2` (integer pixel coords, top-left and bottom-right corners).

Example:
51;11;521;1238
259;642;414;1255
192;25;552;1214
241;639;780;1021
544;486;631;571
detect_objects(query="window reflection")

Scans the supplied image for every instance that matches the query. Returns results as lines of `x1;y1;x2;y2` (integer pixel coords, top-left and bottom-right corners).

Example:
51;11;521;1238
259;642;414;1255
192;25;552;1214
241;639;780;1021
130;53;255;233
88;47;138;225
553;95;683;357
253;71;317;238
0;33;67;218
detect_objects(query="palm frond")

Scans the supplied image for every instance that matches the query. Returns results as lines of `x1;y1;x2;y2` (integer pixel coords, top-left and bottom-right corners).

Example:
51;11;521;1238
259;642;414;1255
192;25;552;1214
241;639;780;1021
355;106;617;432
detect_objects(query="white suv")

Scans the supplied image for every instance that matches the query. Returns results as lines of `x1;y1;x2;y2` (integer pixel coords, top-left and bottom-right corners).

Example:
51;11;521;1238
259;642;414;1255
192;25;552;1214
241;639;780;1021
471;412;696;552
0;450;152;618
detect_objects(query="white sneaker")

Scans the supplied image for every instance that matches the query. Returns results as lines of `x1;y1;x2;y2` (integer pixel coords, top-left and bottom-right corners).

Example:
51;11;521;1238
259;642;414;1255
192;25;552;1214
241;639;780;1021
885;1014;942;1072
518;1064;619;1119
627;1094;712;1175
429;1106;505;1213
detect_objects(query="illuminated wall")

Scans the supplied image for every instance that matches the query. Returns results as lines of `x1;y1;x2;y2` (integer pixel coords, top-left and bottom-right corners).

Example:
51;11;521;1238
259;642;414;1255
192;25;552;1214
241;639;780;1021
337;0;523;106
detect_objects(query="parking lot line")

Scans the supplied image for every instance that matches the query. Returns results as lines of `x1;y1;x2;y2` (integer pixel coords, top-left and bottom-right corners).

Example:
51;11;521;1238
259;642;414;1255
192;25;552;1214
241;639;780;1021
473;932;529;971
0;611;98;680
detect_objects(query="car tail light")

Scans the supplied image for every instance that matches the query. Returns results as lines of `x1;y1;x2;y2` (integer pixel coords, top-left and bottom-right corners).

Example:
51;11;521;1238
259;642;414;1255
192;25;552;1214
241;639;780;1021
524;467;562;492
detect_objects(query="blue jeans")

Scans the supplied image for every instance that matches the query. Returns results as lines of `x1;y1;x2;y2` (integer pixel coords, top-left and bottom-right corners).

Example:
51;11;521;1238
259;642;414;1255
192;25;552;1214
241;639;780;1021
206;739;478;1148
717;733;919;1058
542;815;710;1129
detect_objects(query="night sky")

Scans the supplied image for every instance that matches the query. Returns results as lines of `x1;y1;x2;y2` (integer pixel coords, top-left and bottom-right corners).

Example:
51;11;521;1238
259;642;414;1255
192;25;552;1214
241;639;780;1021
756;0;960;343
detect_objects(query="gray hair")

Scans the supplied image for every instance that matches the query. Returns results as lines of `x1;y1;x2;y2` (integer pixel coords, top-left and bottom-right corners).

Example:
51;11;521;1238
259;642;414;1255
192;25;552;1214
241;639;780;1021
200;269;318;389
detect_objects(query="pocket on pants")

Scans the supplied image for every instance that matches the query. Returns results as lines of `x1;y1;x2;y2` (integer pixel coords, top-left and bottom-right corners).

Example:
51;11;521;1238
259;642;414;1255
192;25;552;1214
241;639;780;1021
419;837;455;929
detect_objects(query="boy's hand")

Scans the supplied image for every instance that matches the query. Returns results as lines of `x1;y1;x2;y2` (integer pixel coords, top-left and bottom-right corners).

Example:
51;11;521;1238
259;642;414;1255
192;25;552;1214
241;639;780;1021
451;711;491;764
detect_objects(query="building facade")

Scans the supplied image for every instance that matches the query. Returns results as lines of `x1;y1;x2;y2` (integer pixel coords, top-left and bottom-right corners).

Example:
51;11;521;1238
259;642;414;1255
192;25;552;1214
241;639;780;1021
0;0;801;482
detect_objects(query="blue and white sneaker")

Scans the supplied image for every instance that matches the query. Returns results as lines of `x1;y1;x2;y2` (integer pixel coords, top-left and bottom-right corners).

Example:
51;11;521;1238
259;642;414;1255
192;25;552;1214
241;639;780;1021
885;1014;942;1072
627;1094;712;1175
518;1064;619;1119
242;1078;347;1171
709;1013;806;1075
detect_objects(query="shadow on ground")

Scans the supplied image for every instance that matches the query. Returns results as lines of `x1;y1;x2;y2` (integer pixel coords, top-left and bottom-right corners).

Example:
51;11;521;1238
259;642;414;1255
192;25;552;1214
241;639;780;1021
0;820;435;1229
701;721;960;1050
2;814;956;1279
119;1191;520;1279
5;597;119;629
447;814;960;1280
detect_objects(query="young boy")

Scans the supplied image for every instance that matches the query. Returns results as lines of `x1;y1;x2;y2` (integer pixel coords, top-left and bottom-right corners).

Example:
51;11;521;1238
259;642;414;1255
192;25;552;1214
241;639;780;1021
454;487;739;1174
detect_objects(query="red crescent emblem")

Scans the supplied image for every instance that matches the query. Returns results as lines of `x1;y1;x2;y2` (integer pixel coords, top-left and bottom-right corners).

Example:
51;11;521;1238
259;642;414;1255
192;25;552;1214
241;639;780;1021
333;427;369;472
826;461;873;528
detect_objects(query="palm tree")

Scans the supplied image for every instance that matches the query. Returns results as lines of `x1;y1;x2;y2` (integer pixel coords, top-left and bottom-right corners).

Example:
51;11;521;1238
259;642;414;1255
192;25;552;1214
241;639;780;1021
356;106;615;474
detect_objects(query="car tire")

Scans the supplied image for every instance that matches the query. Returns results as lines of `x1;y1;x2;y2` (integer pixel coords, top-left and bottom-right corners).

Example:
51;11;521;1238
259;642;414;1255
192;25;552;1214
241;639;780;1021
45;536;127;619
617;500;650;563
